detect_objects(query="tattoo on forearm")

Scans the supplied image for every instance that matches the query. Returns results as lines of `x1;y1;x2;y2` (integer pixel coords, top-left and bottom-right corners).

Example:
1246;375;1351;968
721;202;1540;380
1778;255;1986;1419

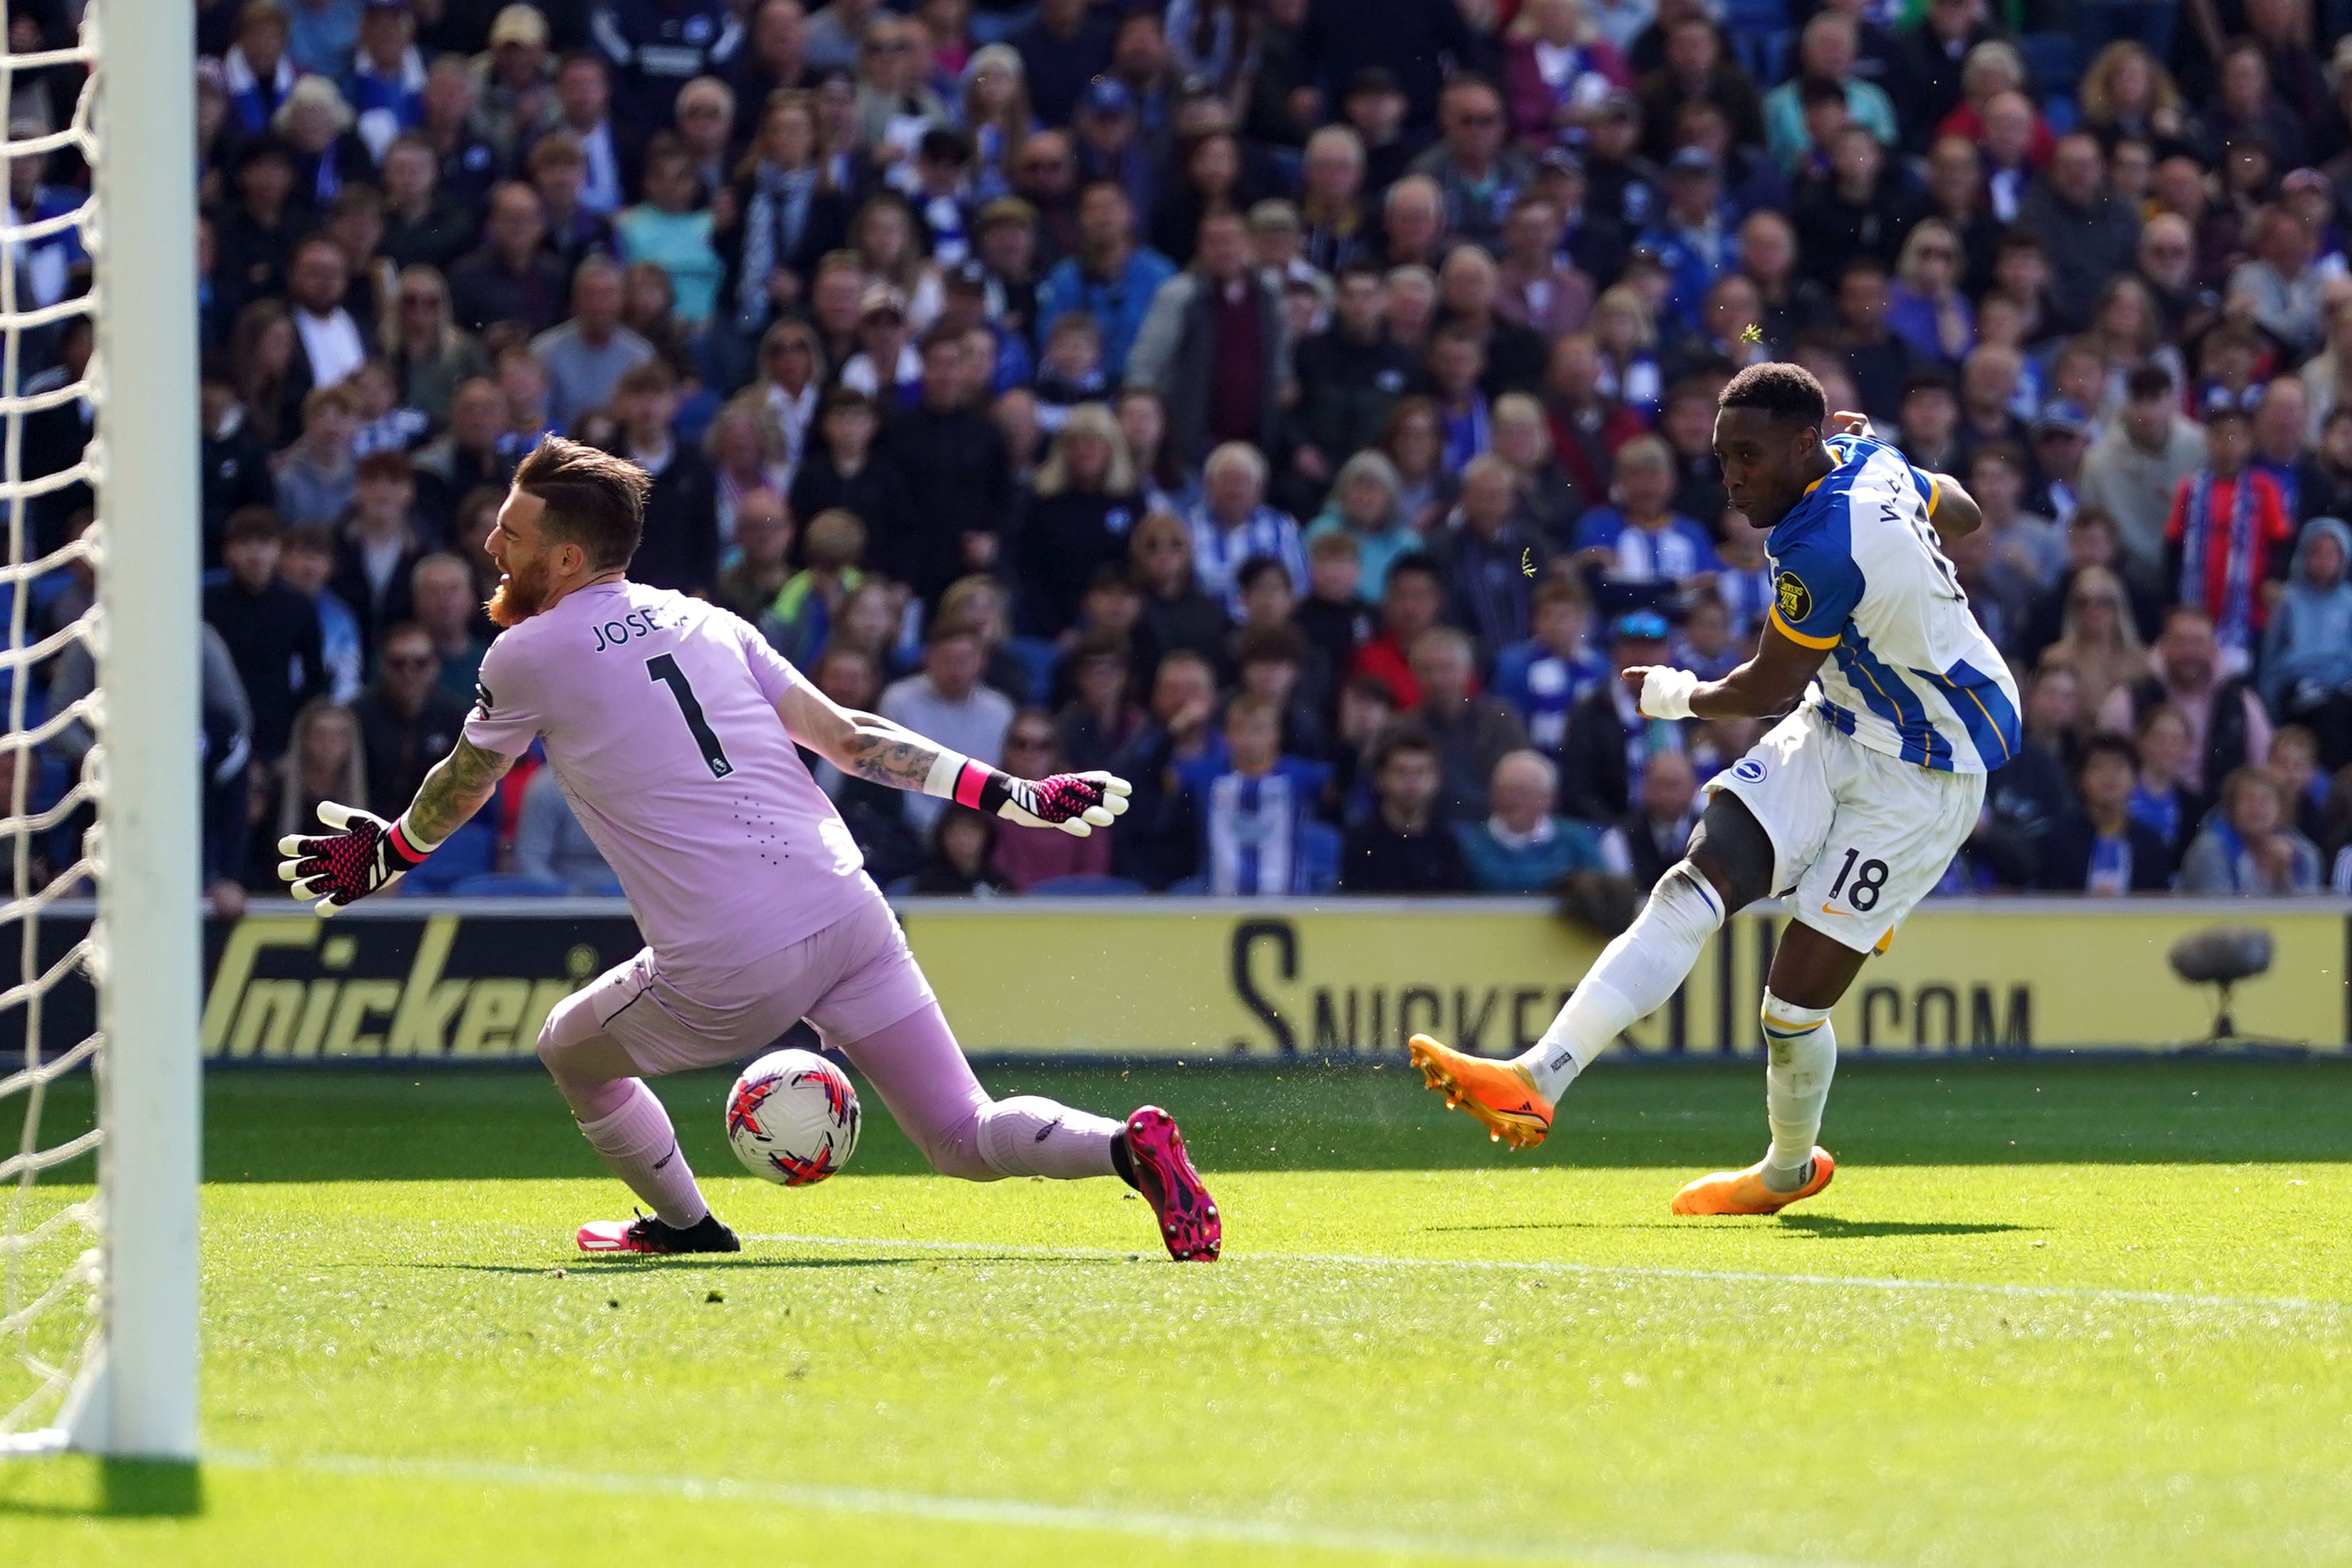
406;739;510;844
841;728;941;792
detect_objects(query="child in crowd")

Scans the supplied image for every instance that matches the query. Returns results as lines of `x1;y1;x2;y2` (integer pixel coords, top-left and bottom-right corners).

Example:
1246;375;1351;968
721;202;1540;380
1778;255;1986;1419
1032;312;1109;436
1492;574;1608;754
1174;692;1334;895
2165;397;2292;674
348;358;428;456
762;507;869;667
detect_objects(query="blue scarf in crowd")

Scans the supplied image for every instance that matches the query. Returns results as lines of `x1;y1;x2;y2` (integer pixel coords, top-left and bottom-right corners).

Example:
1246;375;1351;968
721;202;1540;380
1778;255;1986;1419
2177;469;2260;650
737;164;818;331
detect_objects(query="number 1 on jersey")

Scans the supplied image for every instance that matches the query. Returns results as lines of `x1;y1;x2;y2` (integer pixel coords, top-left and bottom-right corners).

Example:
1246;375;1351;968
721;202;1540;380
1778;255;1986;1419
647;653;734;779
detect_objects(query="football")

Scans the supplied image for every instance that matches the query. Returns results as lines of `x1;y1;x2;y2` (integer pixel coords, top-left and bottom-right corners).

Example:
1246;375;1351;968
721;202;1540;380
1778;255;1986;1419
724;1049;860;1186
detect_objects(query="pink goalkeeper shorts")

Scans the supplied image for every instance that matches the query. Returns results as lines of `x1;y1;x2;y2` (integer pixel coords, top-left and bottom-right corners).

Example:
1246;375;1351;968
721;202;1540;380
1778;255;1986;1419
579;891;937;1077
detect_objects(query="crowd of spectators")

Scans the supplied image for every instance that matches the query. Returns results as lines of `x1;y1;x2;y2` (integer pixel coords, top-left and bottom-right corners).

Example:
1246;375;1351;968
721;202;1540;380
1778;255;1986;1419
20;0;2352;910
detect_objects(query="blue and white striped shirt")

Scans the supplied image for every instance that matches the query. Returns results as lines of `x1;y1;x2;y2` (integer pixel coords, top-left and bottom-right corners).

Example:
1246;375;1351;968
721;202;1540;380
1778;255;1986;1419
1184;502;1307;618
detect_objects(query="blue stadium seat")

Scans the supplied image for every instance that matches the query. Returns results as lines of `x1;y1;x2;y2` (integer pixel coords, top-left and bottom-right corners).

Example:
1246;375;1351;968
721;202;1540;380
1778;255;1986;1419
398;819;497;893
1003;636;1060;706
1026;873;1147;896
1299;822;1342;894
2016;33;2082;101
446;871;574;898
1721;0;1792;82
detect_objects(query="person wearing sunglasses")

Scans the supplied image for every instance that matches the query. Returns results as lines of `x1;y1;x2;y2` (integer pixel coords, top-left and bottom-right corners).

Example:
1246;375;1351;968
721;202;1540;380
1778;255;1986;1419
1404;76;1535;250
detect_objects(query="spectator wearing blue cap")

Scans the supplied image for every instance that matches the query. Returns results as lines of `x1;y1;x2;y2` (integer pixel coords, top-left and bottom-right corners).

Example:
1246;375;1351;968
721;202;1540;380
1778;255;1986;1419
1557;608;1690;825
1635;147;1739;338
2027;398;2091;528
1072;76;1157;225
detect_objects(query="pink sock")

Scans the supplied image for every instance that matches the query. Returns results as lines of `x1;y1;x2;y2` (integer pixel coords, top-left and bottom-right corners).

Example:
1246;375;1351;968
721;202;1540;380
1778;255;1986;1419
838;1005;1117;1181
575;1080;708;1229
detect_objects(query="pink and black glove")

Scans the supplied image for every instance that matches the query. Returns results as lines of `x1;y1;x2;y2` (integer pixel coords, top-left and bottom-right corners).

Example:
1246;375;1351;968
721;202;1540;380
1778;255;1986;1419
993;770;1133;836
277;801;436;914
930;759;1133;838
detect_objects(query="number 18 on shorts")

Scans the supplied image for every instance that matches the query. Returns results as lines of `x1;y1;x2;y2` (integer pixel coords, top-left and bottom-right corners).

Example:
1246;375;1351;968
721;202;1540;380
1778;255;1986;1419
1709;706;1987;955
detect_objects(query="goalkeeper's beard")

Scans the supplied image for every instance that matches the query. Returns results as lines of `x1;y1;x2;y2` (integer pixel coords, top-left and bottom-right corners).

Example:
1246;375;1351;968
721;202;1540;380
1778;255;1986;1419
487;558;551;629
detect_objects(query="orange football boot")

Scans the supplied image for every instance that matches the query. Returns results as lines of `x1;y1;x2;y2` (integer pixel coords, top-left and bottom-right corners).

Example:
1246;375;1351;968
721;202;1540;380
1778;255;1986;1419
1406;1033;1553;1150
1669;1148;1836;1215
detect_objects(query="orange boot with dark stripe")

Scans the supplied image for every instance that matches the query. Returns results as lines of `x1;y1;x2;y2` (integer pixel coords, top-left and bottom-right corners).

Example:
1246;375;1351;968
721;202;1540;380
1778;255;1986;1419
1406;1034;1553;1151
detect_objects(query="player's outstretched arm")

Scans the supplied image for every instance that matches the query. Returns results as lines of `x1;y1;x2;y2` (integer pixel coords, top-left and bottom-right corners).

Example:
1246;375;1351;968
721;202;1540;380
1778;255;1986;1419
276;739;514;914
774;683;1130;838
1920;474;1982;540
1626;619;1830;725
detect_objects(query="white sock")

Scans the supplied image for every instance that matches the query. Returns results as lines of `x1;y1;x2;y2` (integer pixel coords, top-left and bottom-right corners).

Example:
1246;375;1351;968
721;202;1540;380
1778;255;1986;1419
974;1095;1121;1179
1517;865;1724;1101
1762;990;1837;1185
576;1080;710;1229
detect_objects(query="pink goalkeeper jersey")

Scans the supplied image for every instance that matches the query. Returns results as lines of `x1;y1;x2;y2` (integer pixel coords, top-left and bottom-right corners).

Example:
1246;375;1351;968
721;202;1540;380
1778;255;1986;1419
462;580;874;982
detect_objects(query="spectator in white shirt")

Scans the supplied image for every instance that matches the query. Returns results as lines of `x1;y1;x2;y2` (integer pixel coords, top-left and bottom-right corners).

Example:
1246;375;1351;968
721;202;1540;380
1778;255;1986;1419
288;234;368;394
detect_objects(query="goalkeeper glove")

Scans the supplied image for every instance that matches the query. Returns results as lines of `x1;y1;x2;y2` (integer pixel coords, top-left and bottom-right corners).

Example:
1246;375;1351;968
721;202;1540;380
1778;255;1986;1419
278;801;438;914
924;757;1133;838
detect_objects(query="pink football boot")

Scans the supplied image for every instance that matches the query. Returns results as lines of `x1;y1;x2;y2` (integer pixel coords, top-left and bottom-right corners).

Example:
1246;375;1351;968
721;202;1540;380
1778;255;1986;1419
1123;1106;1221;1262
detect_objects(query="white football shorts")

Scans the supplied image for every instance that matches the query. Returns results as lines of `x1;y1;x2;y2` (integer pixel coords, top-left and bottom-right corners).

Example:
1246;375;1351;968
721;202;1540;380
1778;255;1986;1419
1704;704;1984;955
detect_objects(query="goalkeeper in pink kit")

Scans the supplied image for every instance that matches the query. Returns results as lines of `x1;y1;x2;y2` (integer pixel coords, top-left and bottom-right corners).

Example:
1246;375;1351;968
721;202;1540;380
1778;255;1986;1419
279;437;1220;1262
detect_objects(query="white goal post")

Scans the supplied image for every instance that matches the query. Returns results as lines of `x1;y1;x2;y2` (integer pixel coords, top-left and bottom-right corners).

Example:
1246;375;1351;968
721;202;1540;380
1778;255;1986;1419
0;0;199;1460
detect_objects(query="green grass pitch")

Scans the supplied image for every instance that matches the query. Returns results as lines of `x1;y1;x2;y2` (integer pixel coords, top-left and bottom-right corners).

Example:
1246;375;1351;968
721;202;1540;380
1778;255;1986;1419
4;1056;2352;1567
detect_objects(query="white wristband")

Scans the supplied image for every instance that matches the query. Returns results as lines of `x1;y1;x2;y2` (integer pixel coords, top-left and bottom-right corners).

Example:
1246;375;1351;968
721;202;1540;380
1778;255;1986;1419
388;811;443;860
921;749;971;800
1639;667;1700;722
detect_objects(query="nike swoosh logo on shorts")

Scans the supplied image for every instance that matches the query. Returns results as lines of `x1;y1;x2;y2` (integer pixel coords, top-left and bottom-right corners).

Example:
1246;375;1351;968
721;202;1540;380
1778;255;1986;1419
1817;903;1850;917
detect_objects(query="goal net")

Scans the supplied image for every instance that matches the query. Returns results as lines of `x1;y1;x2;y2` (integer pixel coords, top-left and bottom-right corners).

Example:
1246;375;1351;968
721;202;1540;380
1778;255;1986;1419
0;3;198;1459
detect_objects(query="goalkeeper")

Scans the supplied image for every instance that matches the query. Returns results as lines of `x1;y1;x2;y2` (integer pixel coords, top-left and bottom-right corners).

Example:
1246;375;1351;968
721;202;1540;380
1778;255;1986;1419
280;437;1220;1262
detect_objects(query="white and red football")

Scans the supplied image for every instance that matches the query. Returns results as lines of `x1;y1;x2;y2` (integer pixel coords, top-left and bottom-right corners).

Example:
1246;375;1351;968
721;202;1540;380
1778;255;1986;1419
724;1049;860;1187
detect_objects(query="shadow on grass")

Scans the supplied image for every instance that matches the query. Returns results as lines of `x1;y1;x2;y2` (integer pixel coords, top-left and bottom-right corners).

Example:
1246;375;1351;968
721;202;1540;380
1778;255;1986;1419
401;1256;919;1277
1421;1220;1694;1234
0;1458;202;1520
1774;1216;2033;1239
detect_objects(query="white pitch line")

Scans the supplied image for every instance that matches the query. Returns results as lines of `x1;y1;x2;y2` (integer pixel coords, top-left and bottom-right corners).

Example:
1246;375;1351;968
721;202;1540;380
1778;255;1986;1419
204;1448;1877;1568
740;1232;2349;1315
